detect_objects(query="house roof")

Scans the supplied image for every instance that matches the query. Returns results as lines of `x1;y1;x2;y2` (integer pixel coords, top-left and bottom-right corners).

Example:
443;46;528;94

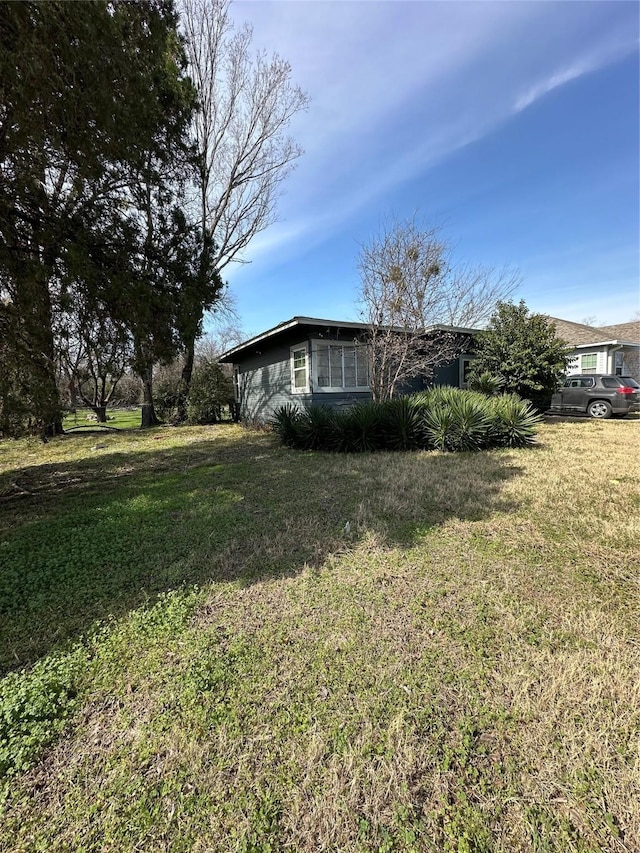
546;316;640;347
598;320;640;341
218;316;481;362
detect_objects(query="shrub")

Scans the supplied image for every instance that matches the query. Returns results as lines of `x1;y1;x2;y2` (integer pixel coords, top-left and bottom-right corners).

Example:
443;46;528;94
471;300;572;410
379;396;422;450
445;394;493;452
272;388;541;454
271;404;305;448
296;404;337;450
468;370;505;397
332;402;384;453
186;361;235;425
490;394;542;448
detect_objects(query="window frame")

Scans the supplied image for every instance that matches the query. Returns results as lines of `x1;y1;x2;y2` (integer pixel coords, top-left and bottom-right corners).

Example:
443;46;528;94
459;356;474;389
290;343;310;394
581;353;598;374
614;351;625;376
311;340;370;392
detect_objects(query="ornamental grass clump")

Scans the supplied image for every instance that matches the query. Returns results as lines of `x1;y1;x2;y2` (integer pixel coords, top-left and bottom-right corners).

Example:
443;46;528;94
272;388;541;453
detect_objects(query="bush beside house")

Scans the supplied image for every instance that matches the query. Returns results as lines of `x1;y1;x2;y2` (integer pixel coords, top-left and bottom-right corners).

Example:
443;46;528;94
469;301;572;411
272;387;541;453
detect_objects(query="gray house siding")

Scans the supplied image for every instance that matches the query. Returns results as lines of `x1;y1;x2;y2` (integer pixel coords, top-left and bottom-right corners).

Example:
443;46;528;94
224;318;478;422
235;324;371;421
236;344;309;422
310;391;372;411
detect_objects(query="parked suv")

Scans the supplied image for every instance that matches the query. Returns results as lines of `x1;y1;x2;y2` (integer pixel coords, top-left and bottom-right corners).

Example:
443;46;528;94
550;374;640;418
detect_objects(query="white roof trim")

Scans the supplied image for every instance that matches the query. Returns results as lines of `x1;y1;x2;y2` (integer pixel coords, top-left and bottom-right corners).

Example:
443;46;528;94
573;340;640;349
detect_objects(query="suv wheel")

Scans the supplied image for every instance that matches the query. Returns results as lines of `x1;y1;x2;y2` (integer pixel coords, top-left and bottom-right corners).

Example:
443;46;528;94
587;400;612;419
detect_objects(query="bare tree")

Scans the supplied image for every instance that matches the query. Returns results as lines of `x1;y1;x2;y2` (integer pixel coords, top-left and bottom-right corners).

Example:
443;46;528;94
179;0;309;393
357;216;520;401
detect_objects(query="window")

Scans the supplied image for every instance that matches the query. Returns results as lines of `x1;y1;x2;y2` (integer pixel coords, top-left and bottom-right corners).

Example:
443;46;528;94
233;367;240;401
581;353;597;374
565;377;594;388
290;345;309;393
459;356;474;388
614;351;624;376
314;343;369;390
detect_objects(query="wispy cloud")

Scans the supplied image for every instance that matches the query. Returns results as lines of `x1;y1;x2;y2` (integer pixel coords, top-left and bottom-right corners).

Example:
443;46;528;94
228;1;639;269
513;33;639;113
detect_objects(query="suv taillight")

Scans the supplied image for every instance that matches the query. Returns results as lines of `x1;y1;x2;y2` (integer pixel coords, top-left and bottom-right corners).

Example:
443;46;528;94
617;386;636;394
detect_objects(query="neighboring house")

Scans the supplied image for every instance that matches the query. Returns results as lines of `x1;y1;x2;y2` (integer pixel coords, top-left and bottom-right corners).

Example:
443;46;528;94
547;317;640;383
218;316;478;422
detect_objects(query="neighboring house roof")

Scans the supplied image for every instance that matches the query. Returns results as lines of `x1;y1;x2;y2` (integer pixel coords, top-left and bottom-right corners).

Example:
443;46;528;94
598;321;640;341
546;316;640;347
218;316;481;363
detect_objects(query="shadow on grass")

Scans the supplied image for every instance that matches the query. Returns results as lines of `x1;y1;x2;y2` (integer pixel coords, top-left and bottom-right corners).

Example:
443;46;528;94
0;427;524;673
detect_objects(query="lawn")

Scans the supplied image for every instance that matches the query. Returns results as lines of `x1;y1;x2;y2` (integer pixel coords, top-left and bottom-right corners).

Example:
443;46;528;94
63;407;143;431
0;419;638;852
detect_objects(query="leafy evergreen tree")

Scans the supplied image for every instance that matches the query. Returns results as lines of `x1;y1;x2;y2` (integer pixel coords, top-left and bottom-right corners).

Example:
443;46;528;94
470;301;572;410
0;0;195;435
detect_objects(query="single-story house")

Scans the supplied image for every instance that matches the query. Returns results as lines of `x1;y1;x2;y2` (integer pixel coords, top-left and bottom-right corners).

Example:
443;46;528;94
218;316;478;422
548;318;640;382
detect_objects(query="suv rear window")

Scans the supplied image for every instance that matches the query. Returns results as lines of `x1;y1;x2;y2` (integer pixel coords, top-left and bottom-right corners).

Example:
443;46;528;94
601;376;640;388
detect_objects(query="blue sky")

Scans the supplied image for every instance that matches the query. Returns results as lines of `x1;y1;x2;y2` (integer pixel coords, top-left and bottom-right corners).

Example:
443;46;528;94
215;0;639;339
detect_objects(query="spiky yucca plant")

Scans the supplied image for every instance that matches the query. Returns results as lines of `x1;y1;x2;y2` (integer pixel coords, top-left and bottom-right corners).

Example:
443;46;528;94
491;394;542;447
270;404;305;448
271;389;542;453
468;370;506;397
380;396;422;450
297;404;337;450
447;393;493;451
332;402;383;453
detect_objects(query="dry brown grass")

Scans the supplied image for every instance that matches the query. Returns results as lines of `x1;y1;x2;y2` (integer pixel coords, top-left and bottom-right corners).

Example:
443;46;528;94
1;418;638;851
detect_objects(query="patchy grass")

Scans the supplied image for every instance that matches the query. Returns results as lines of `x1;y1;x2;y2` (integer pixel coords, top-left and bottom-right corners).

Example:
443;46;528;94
0;419;638;851
63;407;143;431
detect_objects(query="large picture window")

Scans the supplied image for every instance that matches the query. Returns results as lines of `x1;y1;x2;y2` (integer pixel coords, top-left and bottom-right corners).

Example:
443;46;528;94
315;343;369;390
581;353;597;374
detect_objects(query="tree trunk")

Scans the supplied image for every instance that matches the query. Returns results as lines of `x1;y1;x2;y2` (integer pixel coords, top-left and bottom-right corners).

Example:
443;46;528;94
140;364;160;428
177;338;195;422
94;405;107;423
16;270;64;438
